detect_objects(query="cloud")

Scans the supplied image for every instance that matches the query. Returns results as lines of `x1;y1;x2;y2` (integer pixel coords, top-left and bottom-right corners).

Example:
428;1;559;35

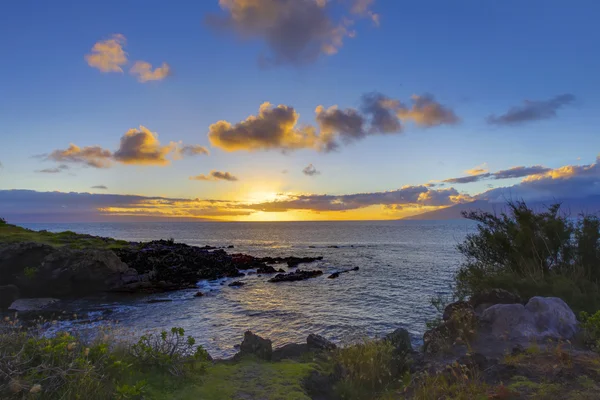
113;126;176;165
175;144;210;157
190;170;239;182
48;127;203;168
241;185;472;213
85;34;128;73
91;185;108;190
0;190;250;222
397;94;460;127
487;94;575;125
302;164;320;176
206;0;377;65
48;145;113;168
465;163;488;176
208;102;319;152
36;164;70;174
130;61;171;82
209;93;458;153
443;165;552;184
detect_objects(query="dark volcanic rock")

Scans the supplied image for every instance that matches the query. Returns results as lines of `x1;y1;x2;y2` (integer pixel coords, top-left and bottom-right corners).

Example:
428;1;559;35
256;265;278;274
327;267;359;279
385;328;413;354
269;269;323;283
194;291;204;297
272;343;310;361
228;281;246;287
0;243;55;285
236;331;272;361
0;284;20;310
307;333;337;351
443;301;474;321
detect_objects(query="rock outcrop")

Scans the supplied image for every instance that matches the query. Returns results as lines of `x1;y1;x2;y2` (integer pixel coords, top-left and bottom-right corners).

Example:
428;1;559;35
269;269;323;283
307;333;337;351
8;298;59;312
480;296;578;340
236;331;273;361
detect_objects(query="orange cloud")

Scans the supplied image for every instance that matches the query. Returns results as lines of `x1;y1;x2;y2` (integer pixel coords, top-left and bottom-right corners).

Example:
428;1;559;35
190;170;239;182
48;144;113;168
130;61;171;82
113;126;176;165
208;102;320;152
85;34;128;73
397;94;460;127
465;163;489;176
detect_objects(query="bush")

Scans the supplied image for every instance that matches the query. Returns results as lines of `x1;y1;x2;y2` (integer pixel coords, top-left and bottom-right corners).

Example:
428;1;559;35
130;327;210;376
333;338;407;399
579;310;600;351
454;201;600;314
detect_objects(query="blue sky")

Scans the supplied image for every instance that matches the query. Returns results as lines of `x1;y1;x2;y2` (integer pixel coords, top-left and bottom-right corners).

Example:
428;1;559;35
0;0;599;221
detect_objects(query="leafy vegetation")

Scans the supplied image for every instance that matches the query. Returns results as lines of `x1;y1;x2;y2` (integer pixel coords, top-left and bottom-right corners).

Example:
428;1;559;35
454;201;600;314
580;310;600;351
0;222;129;249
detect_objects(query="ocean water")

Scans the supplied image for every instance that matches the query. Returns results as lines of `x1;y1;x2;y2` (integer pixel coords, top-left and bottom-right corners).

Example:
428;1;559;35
19;220;477;358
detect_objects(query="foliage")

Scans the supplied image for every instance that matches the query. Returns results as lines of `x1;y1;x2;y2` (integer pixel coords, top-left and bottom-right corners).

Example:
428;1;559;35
0;222;129;249
333;338;406;399
580;310;600;351
130;327;210;376
455;201;600;313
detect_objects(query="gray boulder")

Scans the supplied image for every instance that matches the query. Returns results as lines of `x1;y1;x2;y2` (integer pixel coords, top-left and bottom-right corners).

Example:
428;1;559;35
237;331;273;360
480;296;577;340
8;298;59;312
0;285;20;309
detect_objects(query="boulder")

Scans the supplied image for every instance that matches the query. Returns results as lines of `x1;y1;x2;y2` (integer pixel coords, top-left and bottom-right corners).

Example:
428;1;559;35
228;281;246;287
0;243;55;285
0;284;20;310
237;331;272;360
327;267;359;279
480;296;577;340
384;328;413;354
256;265;278;274
8;298;59;312
272;343;310;361
470;289;522;313
423;302;477;353
307;333;337;351
17;248;138;297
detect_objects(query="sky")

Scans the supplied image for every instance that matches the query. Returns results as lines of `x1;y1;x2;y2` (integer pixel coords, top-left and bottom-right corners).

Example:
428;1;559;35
1;0;599;222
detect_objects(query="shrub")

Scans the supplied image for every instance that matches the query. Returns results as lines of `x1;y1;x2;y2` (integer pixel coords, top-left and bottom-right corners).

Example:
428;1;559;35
454;201;600;313
130;327;210;376
333;338;407;399
0;317;126;399
579;310;600;351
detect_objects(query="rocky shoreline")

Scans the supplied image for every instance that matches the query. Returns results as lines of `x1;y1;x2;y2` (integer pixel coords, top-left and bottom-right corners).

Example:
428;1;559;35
0;227;338;311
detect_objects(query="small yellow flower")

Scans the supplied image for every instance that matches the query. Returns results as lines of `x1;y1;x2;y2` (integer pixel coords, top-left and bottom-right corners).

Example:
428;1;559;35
67;342;77;351
84;348;90;356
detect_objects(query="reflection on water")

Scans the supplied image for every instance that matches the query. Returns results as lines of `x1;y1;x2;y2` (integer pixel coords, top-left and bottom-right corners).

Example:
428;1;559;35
20;220;476;358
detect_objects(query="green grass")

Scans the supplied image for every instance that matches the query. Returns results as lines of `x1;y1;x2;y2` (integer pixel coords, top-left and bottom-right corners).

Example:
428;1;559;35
0;222;130;249
139;357;316;400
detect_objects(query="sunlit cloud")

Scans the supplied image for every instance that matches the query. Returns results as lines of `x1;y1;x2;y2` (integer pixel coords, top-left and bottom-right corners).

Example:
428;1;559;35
113;126;176;165
48;145;113;168
130;61;171;82
465;163;488;176
487;94;575;126
47;127;205;168
190;170;239;182
444;165;552;184
206;0;378;66
208;102;320;152
209;93;458;153
85;34;128;73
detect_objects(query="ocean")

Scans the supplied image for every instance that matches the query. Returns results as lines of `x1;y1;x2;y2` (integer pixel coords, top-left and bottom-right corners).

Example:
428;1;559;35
19;220;477;358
